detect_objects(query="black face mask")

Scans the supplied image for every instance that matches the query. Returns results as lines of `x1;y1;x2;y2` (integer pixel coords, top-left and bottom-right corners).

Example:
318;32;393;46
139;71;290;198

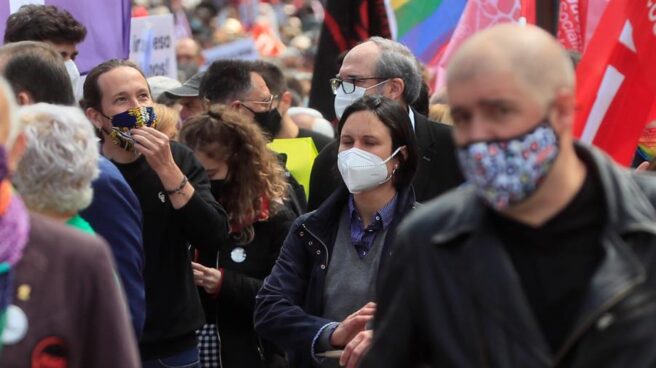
252;109;282;139
210;179;227;200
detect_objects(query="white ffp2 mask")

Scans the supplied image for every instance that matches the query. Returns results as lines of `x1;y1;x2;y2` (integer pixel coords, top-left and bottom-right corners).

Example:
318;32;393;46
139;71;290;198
337;146;403;193
65;59;81;101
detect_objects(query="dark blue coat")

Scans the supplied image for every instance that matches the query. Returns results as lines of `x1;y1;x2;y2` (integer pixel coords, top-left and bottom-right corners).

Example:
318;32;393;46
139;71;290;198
254;184;417;368
80;156;145;338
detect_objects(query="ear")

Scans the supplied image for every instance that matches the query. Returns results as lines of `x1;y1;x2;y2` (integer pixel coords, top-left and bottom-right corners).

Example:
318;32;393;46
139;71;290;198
278;91;293;115
202;98;212;111
386;78;405;101
399;145;408;160
551;87;575;134
392;146;408;168
16;91;33;106
230;100;241;110
85;107;106;130
7;132;25;173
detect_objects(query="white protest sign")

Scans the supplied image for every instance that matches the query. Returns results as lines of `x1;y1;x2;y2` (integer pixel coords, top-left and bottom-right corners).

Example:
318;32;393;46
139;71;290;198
129;14;177;80
202;38;259;65
9;0;44;14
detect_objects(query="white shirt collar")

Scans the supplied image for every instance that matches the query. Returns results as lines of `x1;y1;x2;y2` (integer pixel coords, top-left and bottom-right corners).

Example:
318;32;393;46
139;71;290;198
408;108;416;132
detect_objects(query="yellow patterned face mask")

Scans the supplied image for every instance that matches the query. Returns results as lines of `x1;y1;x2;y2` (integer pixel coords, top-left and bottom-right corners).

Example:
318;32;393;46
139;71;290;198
107;106;159;152
638;127;656;161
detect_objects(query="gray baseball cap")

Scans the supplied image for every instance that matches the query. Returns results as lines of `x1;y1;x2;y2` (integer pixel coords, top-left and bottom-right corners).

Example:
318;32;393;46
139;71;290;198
148;76;182;101
165;72;205;98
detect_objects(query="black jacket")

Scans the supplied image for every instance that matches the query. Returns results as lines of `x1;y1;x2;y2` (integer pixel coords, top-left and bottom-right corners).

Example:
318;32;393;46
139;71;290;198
362;143;656;368
197;206;296;368
254;185;417;368
114;141;229;359
298;127;333;152
306;111;463;210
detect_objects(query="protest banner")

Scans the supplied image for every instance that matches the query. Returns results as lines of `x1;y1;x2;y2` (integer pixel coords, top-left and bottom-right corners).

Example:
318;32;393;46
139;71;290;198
129;13;177;80
202;38;259;65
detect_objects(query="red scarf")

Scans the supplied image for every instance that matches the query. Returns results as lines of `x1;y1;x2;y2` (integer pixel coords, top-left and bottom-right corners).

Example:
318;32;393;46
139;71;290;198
229;196;270;234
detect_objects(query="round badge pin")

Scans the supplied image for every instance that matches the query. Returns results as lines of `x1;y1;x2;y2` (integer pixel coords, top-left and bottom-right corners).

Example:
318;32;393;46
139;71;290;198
231;247;247;263
2;305;28;344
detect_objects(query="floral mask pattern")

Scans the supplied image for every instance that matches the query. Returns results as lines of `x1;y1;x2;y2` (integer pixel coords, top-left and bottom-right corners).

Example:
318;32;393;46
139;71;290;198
457;121;559;210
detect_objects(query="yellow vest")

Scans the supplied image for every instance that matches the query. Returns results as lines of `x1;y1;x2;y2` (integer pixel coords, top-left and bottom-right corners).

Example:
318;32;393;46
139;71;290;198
267;137;318;200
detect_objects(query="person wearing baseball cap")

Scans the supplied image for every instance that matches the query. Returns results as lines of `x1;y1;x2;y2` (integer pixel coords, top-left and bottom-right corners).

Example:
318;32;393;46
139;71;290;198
165;72;205;123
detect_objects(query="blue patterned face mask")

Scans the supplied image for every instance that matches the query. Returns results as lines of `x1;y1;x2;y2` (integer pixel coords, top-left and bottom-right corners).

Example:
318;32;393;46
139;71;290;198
456;121;559;211
104;106;158;152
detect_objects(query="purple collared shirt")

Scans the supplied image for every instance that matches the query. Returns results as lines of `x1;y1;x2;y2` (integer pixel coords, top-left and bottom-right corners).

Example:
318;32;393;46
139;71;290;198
348;194;398;259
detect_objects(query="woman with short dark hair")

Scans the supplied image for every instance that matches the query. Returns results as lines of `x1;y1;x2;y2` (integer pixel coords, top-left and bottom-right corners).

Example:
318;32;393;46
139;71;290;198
254;96;419;368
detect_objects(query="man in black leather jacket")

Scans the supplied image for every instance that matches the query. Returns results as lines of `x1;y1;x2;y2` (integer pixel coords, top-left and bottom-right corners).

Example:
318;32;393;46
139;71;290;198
362;24;656;368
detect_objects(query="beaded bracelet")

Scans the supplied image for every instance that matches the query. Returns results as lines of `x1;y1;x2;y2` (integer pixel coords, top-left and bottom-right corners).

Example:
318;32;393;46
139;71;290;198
163;176;188;195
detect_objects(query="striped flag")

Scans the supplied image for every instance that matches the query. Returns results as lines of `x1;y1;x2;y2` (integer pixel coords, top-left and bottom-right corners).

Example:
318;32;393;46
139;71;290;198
385;0;467;66
573;0;656;165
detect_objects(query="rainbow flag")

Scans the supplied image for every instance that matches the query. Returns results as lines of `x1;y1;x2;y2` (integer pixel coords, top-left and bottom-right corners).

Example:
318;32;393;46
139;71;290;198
386;0;467;65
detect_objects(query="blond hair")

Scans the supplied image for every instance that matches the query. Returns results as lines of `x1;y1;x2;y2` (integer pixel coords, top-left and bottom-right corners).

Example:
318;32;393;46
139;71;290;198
153;103;180;140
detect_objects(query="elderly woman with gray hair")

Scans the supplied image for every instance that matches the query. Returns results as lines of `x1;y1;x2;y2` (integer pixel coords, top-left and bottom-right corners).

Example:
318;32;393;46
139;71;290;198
12;103;99;233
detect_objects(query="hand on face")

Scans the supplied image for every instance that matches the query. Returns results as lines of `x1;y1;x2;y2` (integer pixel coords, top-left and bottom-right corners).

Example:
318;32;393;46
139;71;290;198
92;65;154;143
131;126;175;172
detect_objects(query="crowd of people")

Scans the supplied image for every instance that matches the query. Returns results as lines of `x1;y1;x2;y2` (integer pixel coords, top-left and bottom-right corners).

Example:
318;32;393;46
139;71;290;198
0;2;655;368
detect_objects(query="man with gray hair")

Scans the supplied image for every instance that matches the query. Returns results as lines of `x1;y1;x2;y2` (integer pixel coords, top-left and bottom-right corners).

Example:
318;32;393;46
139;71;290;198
307;36;463;210
362;24;656;367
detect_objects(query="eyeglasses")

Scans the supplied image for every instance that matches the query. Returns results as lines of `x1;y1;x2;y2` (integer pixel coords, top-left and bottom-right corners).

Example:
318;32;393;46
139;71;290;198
329;77;387;95
240;94;278;111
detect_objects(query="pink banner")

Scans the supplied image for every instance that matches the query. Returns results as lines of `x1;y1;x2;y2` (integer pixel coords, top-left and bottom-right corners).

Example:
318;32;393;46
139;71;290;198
583;0;610;49
434;0;535;89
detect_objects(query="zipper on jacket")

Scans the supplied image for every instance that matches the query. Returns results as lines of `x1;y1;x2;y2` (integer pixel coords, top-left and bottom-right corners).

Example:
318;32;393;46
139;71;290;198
214;323;224;368
301;224;330;268
256;335;266;367
214;244;223;367
552;276;643;366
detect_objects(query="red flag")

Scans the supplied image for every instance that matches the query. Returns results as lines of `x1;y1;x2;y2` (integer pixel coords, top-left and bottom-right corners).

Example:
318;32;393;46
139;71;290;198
573;0;656;166
583;0;610;48
520;0;536;24
557;0;584;52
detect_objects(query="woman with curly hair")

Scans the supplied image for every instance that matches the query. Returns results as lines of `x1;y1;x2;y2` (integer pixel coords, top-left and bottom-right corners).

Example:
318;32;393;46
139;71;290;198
179;107;295;368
